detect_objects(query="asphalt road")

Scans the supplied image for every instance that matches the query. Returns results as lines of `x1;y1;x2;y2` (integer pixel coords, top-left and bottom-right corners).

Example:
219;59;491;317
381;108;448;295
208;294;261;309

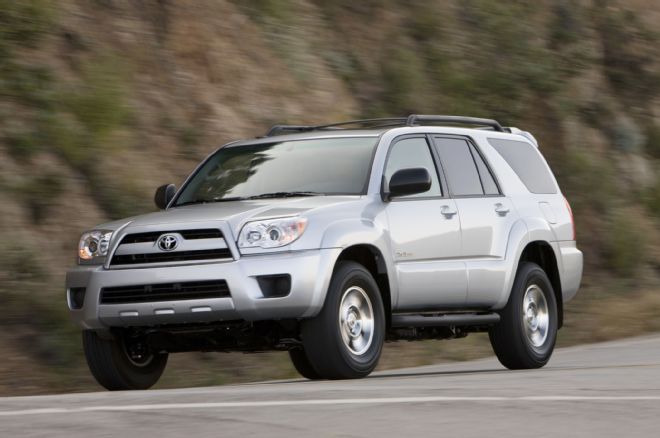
2;335;660;437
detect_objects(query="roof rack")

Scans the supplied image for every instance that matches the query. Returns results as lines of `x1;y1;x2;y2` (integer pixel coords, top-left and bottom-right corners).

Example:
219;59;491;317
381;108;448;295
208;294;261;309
265;118;408;136
406;115;505;132
264;114;505;136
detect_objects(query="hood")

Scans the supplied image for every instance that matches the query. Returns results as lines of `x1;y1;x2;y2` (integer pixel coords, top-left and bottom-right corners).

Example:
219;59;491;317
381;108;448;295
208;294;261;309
97;196;362;236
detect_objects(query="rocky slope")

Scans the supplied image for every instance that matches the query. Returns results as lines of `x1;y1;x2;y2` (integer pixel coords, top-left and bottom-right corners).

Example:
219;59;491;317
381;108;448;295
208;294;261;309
0;0;659;394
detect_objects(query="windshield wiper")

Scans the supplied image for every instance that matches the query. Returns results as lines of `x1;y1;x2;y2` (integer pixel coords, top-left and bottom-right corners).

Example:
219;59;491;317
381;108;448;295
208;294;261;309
246;191;323;200
176;196;246;207
212;196;248;202
176;192;321;206
175;200;209;207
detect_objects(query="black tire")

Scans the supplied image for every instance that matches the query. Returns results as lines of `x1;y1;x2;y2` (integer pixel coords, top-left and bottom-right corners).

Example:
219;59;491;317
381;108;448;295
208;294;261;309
82;330;168;391
288;349;322;380
489;262;558;370
301;261;385;379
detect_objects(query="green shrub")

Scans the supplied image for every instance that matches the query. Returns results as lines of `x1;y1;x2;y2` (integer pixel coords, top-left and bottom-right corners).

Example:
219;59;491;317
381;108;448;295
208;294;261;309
0;0;53;49
231;0;295;24
5;129;41;162
0;239;47;282
178;126;201;156
577;101;613;130
14;172;65;225
0;282;82;369
322;49;360;87
87;172;151;220
549;0;582;46
39;111;89;168
643;177;660;218
561;149;618;215
63;57;130;141
611;116;644;153
40;56;131;173
596;6;660;100
602;212;647;277
380;46;428;113
311;0;387;18
645;124;660;159
0;63;54;106
405;0;444;43
426;0;569;119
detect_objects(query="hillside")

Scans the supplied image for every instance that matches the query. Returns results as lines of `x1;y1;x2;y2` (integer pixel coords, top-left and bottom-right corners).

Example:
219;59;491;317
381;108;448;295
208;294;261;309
1;0;659;395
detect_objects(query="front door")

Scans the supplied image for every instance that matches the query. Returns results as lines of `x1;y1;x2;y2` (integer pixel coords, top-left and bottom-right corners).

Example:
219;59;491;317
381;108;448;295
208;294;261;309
384;136;467;311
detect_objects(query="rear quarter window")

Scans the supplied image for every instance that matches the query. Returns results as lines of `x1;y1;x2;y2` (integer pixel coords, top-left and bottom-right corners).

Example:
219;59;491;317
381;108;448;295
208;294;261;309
488;138;558;194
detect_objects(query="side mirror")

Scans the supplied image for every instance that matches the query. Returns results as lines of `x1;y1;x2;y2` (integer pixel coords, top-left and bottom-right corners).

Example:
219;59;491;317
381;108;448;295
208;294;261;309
386;168;432;200
154;184;177;209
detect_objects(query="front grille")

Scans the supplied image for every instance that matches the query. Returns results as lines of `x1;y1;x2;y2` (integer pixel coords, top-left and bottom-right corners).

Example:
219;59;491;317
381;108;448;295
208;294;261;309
109;228;232;266
100;280;230;304
111;248;232;265
120;229;223;244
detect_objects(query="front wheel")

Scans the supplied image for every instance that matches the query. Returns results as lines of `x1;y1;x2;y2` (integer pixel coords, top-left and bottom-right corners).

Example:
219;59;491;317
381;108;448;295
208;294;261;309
288;349;322;380
83;330;168;390
489;262;558;369
301;261;385;379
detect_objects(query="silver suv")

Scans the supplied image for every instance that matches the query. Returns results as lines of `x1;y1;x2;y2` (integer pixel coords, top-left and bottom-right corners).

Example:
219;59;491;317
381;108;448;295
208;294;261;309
66;115;583;390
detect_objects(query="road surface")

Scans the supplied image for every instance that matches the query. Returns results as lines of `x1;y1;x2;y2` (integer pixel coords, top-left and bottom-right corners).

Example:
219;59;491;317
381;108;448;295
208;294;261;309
2;335;660;437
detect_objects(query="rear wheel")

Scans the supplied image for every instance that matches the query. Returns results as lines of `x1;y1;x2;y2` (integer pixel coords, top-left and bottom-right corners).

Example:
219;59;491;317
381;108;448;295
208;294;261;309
83;330;168;390
301;261;385;379
489;262;558;369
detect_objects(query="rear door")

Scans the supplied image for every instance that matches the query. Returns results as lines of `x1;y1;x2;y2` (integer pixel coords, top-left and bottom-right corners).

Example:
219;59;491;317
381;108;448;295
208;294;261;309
384;135;467;310
431;136;519;306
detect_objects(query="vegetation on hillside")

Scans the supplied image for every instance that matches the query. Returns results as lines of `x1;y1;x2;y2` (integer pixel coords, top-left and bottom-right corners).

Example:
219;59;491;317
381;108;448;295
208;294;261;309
1;0;659;394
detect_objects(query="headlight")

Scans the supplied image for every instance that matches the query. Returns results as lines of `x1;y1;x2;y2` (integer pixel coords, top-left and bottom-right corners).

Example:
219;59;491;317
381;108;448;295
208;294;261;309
78;230;113;264
238;217;307;249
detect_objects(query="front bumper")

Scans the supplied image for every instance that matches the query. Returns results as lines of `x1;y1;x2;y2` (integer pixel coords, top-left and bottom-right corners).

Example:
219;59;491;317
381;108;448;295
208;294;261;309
66;249;341;330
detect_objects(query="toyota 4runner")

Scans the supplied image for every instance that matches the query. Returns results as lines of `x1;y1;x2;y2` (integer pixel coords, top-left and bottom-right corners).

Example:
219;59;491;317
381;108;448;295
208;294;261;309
66;115;583;390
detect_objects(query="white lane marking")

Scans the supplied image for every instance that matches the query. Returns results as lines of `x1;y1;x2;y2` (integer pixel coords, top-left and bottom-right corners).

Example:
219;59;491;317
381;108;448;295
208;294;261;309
2;396;660;417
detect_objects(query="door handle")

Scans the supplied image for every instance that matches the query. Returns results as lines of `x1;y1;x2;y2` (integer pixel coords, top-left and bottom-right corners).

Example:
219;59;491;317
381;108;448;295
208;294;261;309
441;205;457;218
494;203;510;216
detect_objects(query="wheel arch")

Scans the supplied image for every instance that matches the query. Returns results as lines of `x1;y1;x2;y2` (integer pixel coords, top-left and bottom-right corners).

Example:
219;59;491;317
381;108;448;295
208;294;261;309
498;218;563;328
518;241;564;328
334;244;392;329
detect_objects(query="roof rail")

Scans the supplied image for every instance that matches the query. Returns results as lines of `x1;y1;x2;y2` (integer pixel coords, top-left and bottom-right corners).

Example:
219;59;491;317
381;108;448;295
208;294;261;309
265;114;506;136
406;114;505;132
265;118;407;136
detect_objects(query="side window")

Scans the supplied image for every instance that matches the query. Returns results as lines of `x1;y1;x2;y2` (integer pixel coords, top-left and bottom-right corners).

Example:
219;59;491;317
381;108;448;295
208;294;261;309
385;137;442;198
433;137;483;196
488;138;558;194
470;144;500;195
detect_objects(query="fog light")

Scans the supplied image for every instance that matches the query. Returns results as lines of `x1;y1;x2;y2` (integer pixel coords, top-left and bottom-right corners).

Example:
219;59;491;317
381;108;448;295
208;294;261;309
256;274;291;298
68;287;86;310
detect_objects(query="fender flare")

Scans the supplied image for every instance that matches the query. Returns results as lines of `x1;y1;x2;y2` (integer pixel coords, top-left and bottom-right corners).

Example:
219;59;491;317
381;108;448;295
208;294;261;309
320;218;399;307
494;217;558;309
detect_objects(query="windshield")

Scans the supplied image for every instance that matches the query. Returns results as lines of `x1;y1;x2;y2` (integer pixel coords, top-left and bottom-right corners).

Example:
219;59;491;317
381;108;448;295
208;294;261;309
174;137;378;205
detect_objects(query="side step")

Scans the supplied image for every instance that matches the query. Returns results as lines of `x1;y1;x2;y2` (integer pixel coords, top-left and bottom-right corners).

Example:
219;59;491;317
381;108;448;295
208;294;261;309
391;313;500;328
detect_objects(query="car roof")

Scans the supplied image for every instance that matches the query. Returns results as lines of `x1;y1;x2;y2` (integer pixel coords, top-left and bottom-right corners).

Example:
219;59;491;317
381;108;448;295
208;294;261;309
226;129;387;147
226;126;535;148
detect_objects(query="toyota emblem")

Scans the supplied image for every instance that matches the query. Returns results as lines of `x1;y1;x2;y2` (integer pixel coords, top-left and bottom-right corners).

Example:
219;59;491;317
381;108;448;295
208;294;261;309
157;234;179;252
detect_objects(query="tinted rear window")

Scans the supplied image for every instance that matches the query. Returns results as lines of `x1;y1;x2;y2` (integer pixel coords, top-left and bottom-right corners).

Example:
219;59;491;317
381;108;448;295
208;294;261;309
433;137;483;196
470;144;500;195
488;138;557;194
